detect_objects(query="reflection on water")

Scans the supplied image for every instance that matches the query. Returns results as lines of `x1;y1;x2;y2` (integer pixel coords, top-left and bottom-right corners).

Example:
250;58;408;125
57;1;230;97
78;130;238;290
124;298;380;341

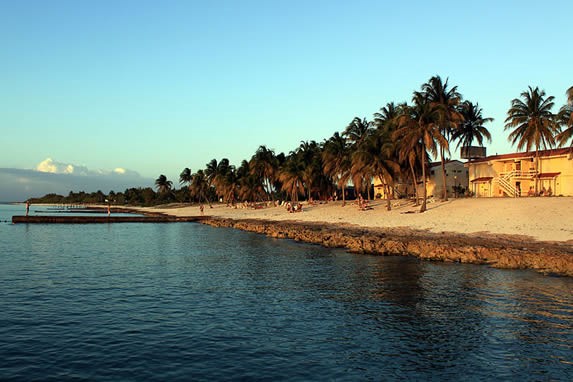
0;204;572;381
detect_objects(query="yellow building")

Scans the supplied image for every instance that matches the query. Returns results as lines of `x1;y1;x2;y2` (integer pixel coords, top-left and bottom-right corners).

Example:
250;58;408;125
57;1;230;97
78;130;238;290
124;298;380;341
373;160;469;199
466;148;573;197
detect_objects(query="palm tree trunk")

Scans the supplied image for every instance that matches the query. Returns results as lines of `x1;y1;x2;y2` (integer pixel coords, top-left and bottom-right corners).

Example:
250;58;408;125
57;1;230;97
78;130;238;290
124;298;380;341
420;145;428;213
409;160;419;206
385;182;392;211
342;185;346;206
535;148;539;195
440;148;448;201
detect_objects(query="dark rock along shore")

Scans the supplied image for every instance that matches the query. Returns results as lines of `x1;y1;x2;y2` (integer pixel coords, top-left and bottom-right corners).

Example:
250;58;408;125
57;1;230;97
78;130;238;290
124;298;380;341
201;218;573;277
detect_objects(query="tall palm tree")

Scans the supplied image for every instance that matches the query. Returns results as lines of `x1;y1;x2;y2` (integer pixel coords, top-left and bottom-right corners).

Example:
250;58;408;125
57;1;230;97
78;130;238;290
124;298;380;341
395;93;444;213
557;86;573;147
343;117;370;147
452;101;493;151
295;140;323;200
392;102;423;204
420;75;463;200
278;154;305;202
322;132;351;206
205;158;219;194
343;118;373;199
504;86;560;194
373;102;399;130
155;174;173;194
352;128;399;210
249;145;278;202
179;167;192;187
189;170;210;205
205;158;236;203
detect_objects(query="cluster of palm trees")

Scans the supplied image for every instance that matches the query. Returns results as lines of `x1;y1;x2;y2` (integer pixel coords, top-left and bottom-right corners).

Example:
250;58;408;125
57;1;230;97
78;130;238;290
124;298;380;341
154;77;572;213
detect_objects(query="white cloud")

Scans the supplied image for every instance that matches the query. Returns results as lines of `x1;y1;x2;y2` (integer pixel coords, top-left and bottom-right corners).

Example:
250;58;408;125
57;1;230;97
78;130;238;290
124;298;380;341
36;158;89;175
35;158;141;178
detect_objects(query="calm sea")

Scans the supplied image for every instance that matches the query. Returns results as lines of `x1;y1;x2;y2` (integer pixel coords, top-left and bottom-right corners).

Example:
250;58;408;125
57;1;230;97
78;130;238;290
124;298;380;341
1;204;572;381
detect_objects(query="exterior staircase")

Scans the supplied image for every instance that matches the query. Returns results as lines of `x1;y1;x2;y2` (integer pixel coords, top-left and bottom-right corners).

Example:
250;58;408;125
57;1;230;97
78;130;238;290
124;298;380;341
495;170;538;197
496;171;517;197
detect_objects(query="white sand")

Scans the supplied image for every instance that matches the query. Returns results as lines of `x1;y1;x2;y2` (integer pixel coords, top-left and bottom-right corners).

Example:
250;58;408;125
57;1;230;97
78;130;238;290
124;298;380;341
137;197;573;243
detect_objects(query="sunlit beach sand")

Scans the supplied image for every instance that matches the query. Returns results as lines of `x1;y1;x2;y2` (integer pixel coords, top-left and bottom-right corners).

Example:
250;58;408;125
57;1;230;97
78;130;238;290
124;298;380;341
135;197;573;244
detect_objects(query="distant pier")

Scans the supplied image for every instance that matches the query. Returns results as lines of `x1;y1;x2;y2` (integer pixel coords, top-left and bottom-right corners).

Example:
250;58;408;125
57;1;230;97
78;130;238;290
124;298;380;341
12;215;209;224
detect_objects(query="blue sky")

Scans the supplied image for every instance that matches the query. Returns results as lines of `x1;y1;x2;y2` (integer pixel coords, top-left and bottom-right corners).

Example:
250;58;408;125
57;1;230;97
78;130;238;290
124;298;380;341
1;0;571;200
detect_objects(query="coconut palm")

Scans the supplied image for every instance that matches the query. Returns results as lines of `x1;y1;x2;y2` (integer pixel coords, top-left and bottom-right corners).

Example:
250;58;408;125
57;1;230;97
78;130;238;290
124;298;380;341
249;145;278;201
322;132;351;205
343;117;370;147
420;75;463;200
373;102;399;131
352;128;399;210
452;101;493;151
395;93;444;213
390;102;423;204
236;160;264;203
154;174;173;194
343;118;373;199
504;86;560;193
189;170;210;205
557;86;573;147
205;158;236;203
179;167;192;186
295;140;323;200
278;154;305;202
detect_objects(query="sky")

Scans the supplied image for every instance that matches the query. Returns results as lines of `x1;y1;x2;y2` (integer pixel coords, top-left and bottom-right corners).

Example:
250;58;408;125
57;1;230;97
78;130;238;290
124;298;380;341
1;0;571;201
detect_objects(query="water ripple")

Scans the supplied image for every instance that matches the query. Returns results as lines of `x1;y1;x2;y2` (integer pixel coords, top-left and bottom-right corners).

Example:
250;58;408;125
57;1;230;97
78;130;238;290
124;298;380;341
0;205;572;380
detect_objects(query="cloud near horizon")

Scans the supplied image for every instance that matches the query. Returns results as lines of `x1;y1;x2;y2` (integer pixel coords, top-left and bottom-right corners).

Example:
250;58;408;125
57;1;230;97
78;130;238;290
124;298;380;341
0;159;153;202
35;158;141;178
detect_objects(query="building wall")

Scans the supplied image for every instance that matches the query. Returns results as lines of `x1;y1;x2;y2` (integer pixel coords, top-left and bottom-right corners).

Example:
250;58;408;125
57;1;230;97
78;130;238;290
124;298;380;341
467;150;573;197
428;161;469;198
373;160;469;199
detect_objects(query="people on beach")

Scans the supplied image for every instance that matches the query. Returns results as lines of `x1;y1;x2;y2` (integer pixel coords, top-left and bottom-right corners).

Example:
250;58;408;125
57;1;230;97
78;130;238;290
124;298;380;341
200;204;204;215
25;201;30;216
107;203;111;216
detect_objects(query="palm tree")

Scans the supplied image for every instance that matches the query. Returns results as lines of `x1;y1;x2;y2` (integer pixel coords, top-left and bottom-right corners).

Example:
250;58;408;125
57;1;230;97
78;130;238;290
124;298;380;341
452;101;493;152
557;86;573;147
249;145;278;202
391;103;423;205
420;75;463;200
343;117;370;147
504;86;561;194
189;170;210;205
205;158;236;204
295;140;323;200
352;128;399;210
155;174;173;194
343;118;373;199
278;154;305;202
322;132;351;205
179;167;192;187
395;93;445;213
373;102;399;130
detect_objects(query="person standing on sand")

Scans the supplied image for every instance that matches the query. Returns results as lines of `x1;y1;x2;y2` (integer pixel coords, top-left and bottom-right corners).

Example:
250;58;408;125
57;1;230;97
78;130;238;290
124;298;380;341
25;201;30;216
107;203;111;216
200;204;204;216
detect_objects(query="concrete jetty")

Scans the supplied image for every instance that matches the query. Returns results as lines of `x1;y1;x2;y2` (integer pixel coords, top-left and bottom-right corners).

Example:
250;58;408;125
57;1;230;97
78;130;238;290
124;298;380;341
12;215;209;224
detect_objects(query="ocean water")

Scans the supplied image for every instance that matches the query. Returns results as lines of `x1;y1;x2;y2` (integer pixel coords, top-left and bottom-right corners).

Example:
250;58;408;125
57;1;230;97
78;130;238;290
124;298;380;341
1;204;572;381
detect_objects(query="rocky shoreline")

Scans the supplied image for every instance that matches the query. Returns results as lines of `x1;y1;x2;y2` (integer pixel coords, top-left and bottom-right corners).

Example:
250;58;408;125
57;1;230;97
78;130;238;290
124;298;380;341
200;217;573;277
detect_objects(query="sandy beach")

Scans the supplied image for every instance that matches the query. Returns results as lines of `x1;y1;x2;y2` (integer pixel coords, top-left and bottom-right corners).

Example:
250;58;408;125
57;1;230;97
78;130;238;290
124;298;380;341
136;197;573;244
